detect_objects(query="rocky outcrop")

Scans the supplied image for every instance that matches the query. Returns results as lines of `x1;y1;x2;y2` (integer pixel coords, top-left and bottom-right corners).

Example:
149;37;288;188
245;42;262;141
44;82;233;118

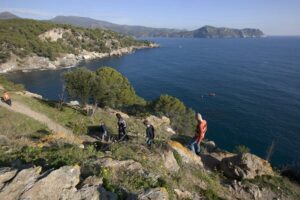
220;153;274;180
146;115;175;135
0;45;158;73
39;28;72;42
0;167;42;200
168;140;203;167
21;166;80;200
229;180;290;200
99;157;144;173
162;150;180;173
0;167;18;189
0;166;118;200
138;187;169;200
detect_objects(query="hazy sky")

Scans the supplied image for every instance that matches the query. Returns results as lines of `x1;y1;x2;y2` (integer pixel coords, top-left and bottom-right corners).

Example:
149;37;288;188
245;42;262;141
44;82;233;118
1;0;300;35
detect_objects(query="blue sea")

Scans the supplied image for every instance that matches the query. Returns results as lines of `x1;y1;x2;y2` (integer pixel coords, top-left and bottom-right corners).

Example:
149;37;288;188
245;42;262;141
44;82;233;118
6;37;300;167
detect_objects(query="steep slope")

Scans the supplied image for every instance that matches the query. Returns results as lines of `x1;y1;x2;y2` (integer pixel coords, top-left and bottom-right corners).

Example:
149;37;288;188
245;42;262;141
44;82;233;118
0;11;19;20
0;78;300;200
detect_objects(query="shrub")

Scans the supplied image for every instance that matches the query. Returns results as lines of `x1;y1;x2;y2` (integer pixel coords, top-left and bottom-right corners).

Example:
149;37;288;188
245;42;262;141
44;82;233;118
151;95;196;135
64;68;95;105
93;67;144;108
0;145;103;169
233;145;250;154
67;119;88;135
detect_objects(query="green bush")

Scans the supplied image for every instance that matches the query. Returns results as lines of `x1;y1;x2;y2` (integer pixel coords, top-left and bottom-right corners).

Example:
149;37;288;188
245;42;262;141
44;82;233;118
0;145;103;169
233;145;250;154
151;95;196;135
64;67;145;109
94;67;145;108
67;119;88;135
64;68;95;105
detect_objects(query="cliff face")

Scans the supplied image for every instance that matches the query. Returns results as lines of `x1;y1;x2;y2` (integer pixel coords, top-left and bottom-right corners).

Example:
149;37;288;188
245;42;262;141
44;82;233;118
0;45;158;73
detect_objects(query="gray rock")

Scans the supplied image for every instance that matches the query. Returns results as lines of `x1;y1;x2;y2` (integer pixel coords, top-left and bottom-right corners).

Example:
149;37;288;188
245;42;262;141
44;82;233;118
220;153;274;180
0;167;42;200
200;151;235;170
202;140;217;153
168;140;203;167
162;150;180;173
138;187;169;200
20;166;80;200
99;157;144;173
0;167;18;189
174;189;194;199
99;187;118;200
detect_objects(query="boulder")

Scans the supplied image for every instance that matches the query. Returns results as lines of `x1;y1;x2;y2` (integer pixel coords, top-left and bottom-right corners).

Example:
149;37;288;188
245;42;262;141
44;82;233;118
202;140;217;153
200;151;236;170
138;187;169;200
146;115;175;135
99;187;118;200
21;166;80;200
0;167;42;200
162;150;180;173
104;108;130;119
228;180;287;200
65;185;117;200
174;189;193;199
99;157;144;173
0;167;18;189
81;176;103;187
168;140;203;167
146;115;170;127
220;153;274;180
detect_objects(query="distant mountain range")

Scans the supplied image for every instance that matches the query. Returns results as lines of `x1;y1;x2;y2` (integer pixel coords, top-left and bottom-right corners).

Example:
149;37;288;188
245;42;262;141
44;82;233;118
50;16;184;37
169;25;264;38
0;11;264;38
0;11;19;19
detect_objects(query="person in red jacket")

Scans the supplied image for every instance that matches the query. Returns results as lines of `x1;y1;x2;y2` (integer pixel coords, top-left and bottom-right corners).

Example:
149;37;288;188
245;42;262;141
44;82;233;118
1;91;12;106
189;113;207;155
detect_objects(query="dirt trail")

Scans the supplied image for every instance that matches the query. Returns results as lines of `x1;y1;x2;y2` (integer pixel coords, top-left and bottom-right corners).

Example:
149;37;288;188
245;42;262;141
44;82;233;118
0;100;82;145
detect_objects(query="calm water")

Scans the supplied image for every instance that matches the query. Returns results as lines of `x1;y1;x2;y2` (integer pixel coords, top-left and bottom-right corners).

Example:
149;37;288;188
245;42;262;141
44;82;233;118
7;37;300;167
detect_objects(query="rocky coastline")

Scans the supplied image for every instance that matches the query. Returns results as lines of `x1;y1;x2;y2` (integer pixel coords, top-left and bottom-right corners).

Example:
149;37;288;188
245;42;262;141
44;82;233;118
0;43;159;73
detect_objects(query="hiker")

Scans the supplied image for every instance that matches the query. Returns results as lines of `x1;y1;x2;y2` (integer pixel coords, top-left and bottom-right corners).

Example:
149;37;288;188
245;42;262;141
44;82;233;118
99;121;108;141
116;113;128;141
143;120;155;146
1;91;12;106
189;113;207;155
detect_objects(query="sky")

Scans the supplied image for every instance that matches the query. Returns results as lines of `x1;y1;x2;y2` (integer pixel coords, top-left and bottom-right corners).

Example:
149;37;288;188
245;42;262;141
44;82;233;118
1;0;300;35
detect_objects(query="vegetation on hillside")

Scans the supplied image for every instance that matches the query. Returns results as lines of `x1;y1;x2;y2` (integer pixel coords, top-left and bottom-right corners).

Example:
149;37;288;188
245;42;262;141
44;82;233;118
0;19;151;63
1;77;300;200
63;67;196;134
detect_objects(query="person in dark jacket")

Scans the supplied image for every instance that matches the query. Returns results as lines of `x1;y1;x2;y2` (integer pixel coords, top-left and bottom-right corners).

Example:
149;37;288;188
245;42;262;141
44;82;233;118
99;121;108;141
116;113;128;141
143;120;155;146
